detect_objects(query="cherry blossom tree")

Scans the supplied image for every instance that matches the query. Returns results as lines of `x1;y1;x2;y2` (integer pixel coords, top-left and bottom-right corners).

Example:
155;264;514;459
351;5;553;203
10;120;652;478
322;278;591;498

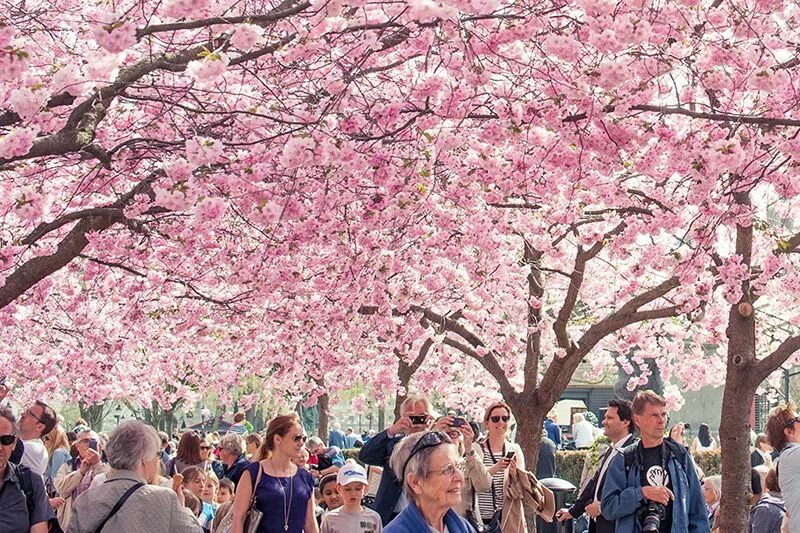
4;0;800;529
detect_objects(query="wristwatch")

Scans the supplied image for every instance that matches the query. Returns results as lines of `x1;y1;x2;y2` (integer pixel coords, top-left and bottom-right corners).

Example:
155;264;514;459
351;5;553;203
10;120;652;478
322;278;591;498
465;449;476;459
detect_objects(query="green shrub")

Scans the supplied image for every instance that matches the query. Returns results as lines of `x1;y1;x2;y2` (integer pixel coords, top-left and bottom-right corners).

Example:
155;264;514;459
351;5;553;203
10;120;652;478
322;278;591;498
693;450;721;477
343;448;361;463
556;451;587;493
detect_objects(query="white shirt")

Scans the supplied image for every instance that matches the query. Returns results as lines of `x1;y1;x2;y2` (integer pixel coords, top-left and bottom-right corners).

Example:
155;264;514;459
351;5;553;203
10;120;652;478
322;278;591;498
573;421;596;448
594;435;632;500
21;438;49;476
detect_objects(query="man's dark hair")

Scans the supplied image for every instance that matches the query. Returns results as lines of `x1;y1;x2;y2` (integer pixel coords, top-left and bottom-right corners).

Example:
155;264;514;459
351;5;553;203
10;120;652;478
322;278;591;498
608;399;634;434
35;401;58;437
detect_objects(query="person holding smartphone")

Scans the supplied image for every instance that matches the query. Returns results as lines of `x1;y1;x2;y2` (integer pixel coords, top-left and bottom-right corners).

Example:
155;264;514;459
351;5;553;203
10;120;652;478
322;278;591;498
475;401;525;530
358;395;450;525
54;430;109;530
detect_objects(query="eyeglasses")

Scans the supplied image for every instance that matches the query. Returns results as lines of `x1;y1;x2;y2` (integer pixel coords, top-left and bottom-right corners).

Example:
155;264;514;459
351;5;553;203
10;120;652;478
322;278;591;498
428;460;465;478
401;431;451;481
0;434;16;446
785;416;800;428
200;445;211;450
292;434;308;443
490;416;510;423
24;408;43;424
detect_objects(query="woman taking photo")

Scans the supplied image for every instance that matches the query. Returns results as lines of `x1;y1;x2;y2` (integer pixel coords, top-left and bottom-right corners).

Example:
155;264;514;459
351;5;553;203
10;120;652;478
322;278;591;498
475;402;525;528
384;431;474;532
440;417;491;521
232;413;317;533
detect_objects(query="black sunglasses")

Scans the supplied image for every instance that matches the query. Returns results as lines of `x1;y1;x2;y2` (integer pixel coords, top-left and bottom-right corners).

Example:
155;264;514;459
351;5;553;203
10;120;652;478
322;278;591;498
401;431;451;481
490;415;510;423
292;434;308;443
0;434;16;446
785;416;800;429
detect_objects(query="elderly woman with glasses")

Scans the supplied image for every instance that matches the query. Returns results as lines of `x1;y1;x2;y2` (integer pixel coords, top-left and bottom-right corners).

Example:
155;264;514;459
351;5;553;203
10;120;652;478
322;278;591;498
67;420;201;533
384;431;475;533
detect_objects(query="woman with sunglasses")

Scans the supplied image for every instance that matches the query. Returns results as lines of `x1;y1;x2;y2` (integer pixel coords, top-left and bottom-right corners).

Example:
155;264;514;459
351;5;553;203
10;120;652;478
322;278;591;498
475;401;525;529
384;430;474;532
54;429;109;530
231;413;318;533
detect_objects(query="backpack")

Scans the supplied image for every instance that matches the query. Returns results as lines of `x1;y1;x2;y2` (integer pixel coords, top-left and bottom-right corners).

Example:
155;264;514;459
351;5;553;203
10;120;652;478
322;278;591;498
11;463;35;516
13;463;65;533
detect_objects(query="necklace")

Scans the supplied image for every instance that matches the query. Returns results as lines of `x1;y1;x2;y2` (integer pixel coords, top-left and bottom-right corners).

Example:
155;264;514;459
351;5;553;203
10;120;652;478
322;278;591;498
272;460;294;532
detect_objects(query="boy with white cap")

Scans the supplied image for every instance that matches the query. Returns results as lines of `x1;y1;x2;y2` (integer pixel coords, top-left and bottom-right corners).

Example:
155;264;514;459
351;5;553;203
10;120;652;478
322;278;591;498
320;461;382;532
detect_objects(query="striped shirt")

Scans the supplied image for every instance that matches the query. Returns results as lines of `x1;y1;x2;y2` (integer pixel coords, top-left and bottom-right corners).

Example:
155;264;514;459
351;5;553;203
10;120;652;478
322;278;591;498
476;444;506;520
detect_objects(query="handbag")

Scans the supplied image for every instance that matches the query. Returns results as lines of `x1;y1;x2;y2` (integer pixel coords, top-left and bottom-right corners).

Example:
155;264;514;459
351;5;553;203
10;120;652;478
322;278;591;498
216;463;264;533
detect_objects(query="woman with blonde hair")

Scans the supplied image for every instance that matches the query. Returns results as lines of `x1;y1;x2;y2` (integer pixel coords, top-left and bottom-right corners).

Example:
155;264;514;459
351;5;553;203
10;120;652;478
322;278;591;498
231;413;318;533
43;425;71;493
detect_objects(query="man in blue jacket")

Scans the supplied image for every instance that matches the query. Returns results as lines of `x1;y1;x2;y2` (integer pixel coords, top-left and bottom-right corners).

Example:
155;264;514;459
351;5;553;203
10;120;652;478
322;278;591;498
358;395;435;525
601;390;709;533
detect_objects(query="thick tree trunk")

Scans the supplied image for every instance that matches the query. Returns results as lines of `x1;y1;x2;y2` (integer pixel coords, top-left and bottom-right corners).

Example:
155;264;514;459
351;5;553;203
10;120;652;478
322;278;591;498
510;395;547;474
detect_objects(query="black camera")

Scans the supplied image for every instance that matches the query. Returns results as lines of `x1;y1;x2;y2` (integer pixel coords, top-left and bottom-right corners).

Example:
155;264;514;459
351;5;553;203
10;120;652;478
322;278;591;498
638;501;666;532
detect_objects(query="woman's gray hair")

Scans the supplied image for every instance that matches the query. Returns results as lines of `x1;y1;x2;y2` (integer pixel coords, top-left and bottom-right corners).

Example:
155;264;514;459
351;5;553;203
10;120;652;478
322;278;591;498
389;432;452;500
219;433;243;456
105;420;160;471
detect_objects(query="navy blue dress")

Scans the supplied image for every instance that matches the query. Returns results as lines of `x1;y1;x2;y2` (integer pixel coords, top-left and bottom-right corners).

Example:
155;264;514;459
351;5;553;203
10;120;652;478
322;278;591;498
246;461;315;533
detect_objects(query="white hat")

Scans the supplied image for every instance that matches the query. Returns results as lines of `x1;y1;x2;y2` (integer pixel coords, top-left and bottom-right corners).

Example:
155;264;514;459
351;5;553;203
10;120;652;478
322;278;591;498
337;463;369;486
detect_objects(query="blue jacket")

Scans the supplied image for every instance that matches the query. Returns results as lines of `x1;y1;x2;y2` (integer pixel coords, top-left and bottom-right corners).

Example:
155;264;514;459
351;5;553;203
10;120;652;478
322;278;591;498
358;429;403;525
601;440;709;533
384;500;475;533
212;455;249;488
544;419;561;447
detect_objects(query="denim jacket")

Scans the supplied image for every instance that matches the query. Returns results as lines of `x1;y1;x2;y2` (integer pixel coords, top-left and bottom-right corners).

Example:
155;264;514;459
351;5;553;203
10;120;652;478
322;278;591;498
601;440;709;533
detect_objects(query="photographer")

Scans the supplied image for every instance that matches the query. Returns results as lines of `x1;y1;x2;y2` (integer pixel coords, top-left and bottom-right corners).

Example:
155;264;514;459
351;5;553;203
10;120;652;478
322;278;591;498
601;390;709;533
358;395;441;525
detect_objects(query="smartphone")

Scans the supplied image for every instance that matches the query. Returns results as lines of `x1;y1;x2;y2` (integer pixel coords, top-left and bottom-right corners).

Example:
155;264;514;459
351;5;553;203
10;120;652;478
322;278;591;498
88;438;99;451
505;451;516;460
452;417;466;427
409;414;427;425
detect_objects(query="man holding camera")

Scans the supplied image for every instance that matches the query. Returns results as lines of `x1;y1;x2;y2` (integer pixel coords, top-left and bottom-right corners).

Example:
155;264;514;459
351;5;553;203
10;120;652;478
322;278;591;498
601;390;709;533
359;395;451;525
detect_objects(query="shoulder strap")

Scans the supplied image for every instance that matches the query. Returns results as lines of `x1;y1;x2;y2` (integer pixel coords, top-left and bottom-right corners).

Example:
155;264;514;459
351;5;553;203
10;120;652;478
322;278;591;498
92;482;144;533
249;462;263;509
622;442;639;473
12;463;35;516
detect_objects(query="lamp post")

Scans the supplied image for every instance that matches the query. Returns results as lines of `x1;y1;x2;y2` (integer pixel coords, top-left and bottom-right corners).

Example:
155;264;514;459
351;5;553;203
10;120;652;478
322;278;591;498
114;405;123;427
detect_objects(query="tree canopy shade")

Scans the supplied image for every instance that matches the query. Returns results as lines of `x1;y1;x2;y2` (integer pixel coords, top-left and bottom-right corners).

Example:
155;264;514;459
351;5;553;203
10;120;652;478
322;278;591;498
5;0;800;528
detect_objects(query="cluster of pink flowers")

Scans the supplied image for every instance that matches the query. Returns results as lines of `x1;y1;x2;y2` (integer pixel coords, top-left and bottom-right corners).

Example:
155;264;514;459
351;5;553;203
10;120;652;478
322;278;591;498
90;18;137;53
8;88;47;122
186;53;230;86
186;137;225;168
0;126;36;159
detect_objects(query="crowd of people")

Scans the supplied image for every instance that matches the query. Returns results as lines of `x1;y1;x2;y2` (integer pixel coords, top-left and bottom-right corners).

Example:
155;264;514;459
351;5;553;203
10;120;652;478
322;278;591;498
3;383;800;533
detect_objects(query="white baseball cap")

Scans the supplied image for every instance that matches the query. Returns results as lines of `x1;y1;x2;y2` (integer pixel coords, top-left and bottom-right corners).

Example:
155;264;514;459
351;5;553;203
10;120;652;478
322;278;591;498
337;463;369;486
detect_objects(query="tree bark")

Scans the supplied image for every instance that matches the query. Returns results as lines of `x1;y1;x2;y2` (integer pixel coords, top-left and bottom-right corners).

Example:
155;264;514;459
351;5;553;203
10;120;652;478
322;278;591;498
317;389;330;443
717;192;758;532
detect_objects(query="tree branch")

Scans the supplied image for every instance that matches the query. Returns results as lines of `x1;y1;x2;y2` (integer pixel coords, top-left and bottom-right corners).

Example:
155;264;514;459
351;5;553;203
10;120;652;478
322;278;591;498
563;104;800;128
755;335;800;384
